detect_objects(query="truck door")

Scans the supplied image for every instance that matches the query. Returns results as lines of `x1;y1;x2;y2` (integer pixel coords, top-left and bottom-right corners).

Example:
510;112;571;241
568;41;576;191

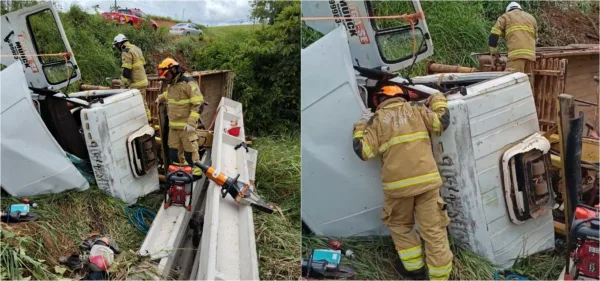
1;2;80;89
302;26;389;237
302;0;433;72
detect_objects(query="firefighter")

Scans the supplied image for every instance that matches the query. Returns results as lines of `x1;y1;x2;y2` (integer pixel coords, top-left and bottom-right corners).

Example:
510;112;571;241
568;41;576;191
155;58;204;178
488;2;537;74
113;34;151;121
352;86;453;280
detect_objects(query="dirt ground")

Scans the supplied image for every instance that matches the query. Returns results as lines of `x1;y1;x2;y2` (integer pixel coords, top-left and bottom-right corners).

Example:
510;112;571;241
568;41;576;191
540;4;600;46
154;19;177;29
150;49;190;70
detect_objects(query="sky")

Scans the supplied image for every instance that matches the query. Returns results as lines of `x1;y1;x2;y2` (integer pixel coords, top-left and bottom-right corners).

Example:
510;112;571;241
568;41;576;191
57;0;253;26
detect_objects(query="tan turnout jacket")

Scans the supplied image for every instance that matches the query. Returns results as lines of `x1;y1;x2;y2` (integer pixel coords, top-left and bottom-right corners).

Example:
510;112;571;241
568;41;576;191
491;9;537;61
120;42;148;88
353;93;450;198
157;74;203;129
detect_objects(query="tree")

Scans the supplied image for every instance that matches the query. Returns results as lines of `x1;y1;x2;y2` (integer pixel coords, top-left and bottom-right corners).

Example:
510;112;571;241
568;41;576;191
250;0;294;25
92;4;100;13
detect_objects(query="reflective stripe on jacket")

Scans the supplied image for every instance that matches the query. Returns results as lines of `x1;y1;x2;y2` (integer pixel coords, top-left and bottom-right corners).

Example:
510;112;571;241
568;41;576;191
490;9;537;61
159;74;203;129
352;94;450;198
121;42;148;88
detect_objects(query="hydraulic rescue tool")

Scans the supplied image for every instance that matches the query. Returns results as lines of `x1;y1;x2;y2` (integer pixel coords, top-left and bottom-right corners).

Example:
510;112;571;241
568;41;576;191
194;162;274;214
164;165;195;211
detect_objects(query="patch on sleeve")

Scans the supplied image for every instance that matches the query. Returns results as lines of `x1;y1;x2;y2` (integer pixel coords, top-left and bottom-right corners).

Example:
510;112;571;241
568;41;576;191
191;83;200;94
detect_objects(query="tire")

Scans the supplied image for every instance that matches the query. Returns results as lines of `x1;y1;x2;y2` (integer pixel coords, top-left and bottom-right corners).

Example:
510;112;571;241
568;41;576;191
185;32;190;36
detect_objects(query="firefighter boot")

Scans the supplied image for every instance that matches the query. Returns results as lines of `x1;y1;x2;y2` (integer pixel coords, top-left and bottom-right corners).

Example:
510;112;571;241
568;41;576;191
394;258;427;280
184;152;202;181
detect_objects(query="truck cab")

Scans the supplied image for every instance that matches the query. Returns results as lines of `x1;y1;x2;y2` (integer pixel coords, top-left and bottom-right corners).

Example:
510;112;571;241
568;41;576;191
301;0;555;268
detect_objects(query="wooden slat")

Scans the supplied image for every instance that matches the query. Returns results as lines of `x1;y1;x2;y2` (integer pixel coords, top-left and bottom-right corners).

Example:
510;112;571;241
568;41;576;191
556;59;568;127
542;58;550;127
539;49;600;58
534;69;562;76
548;58;561;128
535;58;545;122
539;119;557;126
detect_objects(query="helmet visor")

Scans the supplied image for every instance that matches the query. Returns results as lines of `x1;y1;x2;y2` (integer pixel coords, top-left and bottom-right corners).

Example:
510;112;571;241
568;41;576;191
157;68;169;77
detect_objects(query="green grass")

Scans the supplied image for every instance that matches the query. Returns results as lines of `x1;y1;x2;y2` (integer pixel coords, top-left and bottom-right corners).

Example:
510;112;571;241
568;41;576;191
0;135;300;280
252;135;301;280
302;236;399;279
0;188;163;279
202;24;261;42
302;235;564;280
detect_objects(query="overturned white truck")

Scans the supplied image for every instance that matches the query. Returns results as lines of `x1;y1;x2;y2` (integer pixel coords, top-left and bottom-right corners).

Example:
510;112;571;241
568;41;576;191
302;0;555;269
1;3;261;280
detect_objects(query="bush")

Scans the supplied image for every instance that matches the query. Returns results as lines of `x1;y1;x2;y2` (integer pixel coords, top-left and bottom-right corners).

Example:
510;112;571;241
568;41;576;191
53;5;171;88
192;1;300;135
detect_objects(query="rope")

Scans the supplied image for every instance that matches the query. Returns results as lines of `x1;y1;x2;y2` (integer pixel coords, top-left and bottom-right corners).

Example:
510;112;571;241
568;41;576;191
301;12;424;22
1;51;73;84
125;205;156;234
301;12;424;60
207;104;228;132
494;270;529;280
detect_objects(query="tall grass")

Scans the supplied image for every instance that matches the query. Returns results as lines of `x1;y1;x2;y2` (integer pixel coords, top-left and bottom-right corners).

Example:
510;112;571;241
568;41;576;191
301;1;585;76
0;188;163;279
252;135;301;280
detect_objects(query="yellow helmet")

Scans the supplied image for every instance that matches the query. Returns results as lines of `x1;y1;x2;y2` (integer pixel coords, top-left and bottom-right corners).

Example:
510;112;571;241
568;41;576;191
379;85;404;96
157;58;179;77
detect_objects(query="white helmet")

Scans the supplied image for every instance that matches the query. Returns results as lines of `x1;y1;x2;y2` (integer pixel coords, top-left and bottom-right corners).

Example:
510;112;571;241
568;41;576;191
506;2;521;12
113;34;128;47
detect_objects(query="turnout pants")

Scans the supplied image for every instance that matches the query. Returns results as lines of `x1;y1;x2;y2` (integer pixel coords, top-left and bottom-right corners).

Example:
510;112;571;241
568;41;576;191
382;188;453;280
506;59;535;93
168;128;201;176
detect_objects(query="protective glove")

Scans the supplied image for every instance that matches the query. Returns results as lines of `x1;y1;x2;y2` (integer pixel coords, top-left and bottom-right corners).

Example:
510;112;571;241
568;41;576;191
155;97;162;104
184;124;195;132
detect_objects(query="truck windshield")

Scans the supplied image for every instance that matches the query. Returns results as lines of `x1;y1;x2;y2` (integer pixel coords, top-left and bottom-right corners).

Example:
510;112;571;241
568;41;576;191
118;9;131;15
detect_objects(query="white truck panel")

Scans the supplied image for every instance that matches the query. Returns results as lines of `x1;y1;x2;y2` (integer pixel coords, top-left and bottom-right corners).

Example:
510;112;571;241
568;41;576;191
81;90;159;205
0;62;89;196
301;28;554;267
301;27;389;237
197;97;259;280
434;73;555;268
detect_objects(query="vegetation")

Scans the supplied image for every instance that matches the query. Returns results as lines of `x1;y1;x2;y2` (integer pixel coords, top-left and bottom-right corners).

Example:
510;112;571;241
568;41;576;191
301;1;594;279
191;1;300;135
302;1;598;76
253;135;301;280
1;0;301;280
